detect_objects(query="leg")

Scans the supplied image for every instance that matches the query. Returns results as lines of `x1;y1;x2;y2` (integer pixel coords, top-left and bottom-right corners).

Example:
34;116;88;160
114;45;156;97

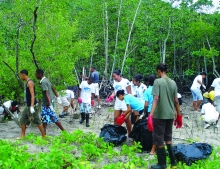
97;95;101;107
114;110;121;125
193;101;197;110
197;100;202;110
150;145;156;155
191;89;198;110
38;124;46;137
43;123;47;134
55;121;65;131
21;124;26;138
125;118;132;136
19;106;29;138
85;113;90;127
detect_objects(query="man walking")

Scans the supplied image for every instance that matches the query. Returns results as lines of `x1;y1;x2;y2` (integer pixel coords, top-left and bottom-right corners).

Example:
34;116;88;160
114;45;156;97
18;69;45;139
190;72;207;110
82;66;101;108
35;69;65;133
149;63;182;169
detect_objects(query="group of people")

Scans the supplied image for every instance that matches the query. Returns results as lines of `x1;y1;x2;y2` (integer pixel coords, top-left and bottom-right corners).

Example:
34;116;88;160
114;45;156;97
190;72;220;128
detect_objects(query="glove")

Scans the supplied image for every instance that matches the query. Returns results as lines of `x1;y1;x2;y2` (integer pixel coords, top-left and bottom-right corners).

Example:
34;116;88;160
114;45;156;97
174;115;183;129
78;97;82;103
91;100;95;106
30;107;35;114
202;84;206;89
57;97;62;104
116;113;126;126
147;115;153;131
105;95;114;103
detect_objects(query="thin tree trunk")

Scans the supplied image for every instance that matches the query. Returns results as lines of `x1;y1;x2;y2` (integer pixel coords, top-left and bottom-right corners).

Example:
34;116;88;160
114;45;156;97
110;0;123;81
173;34;176;74
121;0;142;74
103;1;108;79
203;41;208;85
162;17;171;63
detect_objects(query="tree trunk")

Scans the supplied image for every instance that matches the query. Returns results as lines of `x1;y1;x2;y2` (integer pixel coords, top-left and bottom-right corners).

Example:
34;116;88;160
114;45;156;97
121;0;142;74
162;17;171;63
173;34;176;74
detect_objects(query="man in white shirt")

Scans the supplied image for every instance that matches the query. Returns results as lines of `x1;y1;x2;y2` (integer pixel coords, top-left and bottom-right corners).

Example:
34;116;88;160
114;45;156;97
201;100;219;129
190;72;206;110
58;89;75;118
208;77;220;127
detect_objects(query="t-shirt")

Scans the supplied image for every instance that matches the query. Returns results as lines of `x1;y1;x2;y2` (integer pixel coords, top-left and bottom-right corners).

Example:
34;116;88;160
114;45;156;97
201;103;219;122
135;83;147;101
79;81;95;103
191;75;202;90
211;78;220;97
40;77;55;106
130;81;136;95
124;94;144;111
113;78;130;103
144;86;153;112
152;77;177;119
91;70;99;83
59;90;74;101
3;100;12;109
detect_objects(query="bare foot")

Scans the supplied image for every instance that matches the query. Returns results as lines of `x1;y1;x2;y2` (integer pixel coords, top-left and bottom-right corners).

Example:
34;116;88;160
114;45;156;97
15;136;25;140
149;152;156;155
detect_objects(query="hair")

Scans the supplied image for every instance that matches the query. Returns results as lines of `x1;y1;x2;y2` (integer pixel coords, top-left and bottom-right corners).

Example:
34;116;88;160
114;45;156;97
156;63;169;73
91;66;95;69
144;76;149;82
113;70;121;76
200;71;207;76
11;101;18;107
148;74;156;86
88;76;94;81
20;69;28;76
116;89;125;97
133;74;143;83
36;69;44;75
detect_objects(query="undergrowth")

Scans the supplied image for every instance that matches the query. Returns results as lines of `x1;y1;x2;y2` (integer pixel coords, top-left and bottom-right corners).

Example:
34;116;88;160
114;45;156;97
0;130;219;169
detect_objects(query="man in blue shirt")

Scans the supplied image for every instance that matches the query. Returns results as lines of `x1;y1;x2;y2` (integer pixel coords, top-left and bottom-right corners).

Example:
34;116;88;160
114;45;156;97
82;66;101;108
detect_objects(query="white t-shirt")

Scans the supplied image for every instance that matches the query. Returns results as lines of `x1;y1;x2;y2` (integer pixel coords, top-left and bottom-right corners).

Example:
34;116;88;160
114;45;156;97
113;78;130;103
201;103;219;123
211;78;220;97
59;90;74;101
135;83;147;101
130;81;136;95
79;81;95;103
191;75;202;89
3;100;12;109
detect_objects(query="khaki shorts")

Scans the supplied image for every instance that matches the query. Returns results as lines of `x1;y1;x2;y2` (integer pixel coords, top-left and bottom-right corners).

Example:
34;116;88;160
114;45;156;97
93;83;99;96
61;97;70;107
20;106;42;125
214;96;220;113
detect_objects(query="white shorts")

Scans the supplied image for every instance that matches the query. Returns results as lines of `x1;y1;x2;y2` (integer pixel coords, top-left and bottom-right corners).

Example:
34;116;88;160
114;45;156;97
114;99;127;111
93;83;99;96
61;97;70;107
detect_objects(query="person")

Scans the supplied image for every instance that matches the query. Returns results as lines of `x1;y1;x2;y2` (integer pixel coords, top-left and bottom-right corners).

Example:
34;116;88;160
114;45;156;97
78;77;95;127
35;69;65;134
200;97;219;129
130;77;137;95
190;72;207;110
149;63;181;169
144;76;149;87
2;100;20;120
143;74;156;155
18;69;45;139
82;66;101;108
116;90;144;124
208;77;220;128
133;74;147;103
110;70;132;135
58;89;75;118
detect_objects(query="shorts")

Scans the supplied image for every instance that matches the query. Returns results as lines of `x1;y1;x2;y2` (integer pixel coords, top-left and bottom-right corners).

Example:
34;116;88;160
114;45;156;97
191;88;203;101
20;106;42;126
79;103;92;114
61;97;70;107
153;118;174;146
114;99;127;111
214;96;220;113
41;106;59;123
93;83;99;96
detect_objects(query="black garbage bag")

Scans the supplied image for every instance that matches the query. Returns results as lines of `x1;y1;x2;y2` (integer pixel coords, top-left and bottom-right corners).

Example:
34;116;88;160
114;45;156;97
129;119;153;152
173;143;212;166
99;124;127;146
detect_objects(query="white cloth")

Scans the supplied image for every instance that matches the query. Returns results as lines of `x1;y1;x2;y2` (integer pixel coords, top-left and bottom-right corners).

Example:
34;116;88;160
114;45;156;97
3;100;12;109
130;81;136;95
93;83;99;96
114;99;127;111
113;78;130;105
191;75;202;90
211;78;220;97
79;81;95;104
177;93;182;98
201;103;219;123
135;83;147;101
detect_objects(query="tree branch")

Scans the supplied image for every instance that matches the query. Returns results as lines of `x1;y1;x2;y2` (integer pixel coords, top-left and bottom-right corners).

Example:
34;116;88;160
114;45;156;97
30;6;39;69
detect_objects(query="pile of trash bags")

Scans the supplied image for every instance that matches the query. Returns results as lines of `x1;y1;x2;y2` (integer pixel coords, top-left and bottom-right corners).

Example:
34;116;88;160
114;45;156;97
173;143;212;166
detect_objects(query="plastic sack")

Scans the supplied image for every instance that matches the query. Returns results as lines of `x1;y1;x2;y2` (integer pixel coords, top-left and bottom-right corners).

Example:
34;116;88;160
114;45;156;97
129;119;153;152
147;115;153;131
116;113;126;126
91;100;95;106
99;124;127;146
173;143;212;166
78;97;82;103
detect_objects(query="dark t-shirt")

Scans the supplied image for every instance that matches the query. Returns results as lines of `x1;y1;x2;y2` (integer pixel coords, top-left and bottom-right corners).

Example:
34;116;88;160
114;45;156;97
91;70;99;83
152;77;177;119
40;78;54;106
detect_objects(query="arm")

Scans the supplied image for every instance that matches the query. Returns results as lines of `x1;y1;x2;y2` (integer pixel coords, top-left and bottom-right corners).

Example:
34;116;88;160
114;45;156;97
91;93;95;100
111;91;115;97
144;101;149;114
124;104;132;116
82;75;89;80
197;80;203;85
28;81;35;107
150;95;159;116
45;90;51;106
51;86;59;97
70;98;74;109
126;85;132;94
174;97;181;116
78;88;81;98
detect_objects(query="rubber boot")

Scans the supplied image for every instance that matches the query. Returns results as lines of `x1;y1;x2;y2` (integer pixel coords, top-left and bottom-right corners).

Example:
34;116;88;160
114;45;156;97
80;113;85;124
86;114;90;127
151;147;167;169
167;144;177;169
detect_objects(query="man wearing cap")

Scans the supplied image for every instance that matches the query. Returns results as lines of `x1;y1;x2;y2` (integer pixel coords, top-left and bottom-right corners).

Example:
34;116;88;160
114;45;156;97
82;66;101;108
190;72;207;110
208;77;220;128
